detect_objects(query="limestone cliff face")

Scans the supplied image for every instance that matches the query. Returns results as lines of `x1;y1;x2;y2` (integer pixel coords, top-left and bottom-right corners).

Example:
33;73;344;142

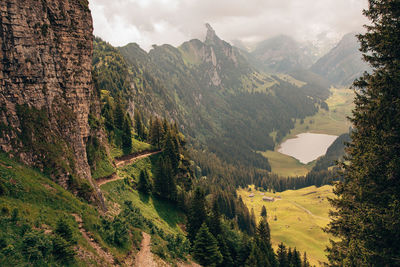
0;0;104;206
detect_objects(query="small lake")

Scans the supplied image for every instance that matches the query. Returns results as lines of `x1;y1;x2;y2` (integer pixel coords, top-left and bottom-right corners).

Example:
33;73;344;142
278;133;338;164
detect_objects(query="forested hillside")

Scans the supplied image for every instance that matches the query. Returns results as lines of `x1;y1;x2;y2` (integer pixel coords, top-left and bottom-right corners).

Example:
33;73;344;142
93;24;331;172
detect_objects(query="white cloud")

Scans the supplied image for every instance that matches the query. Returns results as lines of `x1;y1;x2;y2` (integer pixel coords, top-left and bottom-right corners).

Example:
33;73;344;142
89;0;368;51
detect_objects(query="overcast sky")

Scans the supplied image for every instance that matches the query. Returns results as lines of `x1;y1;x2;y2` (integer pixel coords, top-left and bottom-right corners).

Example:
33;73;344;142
89;0;368;51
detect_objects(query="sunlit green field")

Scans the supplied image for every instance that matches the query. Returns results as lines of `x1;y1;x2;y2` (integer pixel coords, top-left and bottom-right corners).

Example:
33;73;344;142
260;150;313;177
285;87;354;140
238;185;335;266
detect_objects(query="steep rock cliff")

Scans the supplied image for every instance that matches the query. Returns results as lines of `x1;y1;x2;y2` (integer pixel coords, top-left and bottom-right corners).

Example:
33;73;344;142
0;0;104;207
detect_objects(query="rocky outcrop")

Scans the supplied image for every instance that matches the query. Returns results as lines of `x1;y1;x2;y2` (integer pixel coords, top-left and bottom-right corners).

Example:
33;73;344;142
179;24;249;88
0;0;105;207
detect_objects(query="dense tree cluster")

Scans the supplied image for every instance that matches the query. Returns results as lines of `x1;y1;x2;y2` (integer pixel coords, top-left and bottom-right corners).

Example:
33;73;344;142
191;148;340;194
276;242;309;267
101;96;133;155
186;192;310;267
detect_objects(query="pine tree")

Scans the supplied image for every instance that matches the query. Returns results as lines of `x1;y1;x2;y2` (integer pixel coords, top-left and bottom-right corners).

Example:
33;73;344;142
137;170;152;194
291;248;301;267
217;235;234;267
237;236;252;267
187;187;207;242
163;131;179;173
102;99;114;132
121;116;132;155
287;248;292;266
245;244;264;267
193;223;223;267
277;242;288;267
326;1;400;265
164;157;177;200
250;208;257;234
255;218;276;266
260;205;267;217
134;109;144;140
162;117;169;134
150;117;163;148
302;252;309;267
154;156;176;200
208;200;222;238
55;218;75;244
114;103;124;130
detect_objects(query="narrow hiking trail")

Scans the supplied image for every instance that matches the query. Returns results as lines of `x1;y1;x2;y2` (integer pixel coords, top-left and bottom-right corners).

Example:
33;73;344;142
72;214;116;266
289;201;329;221
135;232;158;267
97;173;120;186
134;232;200;267
97;150;161;186
115;150;161;168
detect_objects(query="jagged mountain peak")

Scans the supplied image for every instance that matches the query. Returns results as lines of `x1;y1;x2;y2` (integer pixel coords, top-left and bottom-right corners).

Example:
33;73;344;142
205;23;222;45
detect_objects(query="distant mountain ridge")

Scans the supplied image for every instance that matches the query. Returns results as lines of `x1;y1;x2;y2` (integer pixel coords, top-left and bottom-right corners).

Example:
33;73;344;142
250;35;317;72
310;33;370;86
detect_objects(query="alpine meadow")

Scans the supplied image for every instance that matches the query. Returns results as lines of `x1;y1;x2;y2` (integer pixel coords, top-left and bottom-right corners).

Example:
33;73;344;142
0;0;398;266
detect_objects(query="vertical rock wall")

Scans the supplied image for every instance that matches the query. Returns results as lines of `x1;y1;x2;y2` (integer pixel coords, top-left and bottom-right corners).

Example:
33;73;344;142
0;0;104;207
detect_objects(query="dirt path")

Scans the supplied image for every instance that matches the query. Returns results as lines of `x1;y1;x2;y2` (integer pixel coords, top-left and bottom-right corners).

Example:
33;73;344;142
115;150;161;168
72;214;115;266
289;201;329;221
97;150;161;187
177;261;201;267
135;232;157;267
97;173;121;187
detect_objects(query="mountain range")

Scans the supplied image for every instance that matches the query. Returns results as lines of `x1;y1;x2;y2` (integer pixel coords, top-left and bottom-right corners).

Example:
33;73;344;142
97;24;366;171
0;2;368;265
95;24;336;171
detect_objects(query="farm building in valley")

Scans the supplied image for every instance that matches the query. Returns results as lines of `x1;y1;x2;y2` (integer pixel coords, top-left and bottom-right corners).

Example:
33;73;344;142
263;196;274;202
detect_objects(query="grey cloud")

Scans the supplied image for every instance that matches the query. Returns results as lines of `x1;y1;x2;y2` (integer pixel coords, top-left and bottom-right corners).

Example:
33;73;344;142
89;0;368;51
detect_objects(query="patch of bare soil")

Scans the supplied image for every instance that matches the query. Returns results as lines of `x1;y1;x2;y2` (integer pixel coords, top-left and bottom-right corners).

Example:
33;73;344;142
135;232;157;267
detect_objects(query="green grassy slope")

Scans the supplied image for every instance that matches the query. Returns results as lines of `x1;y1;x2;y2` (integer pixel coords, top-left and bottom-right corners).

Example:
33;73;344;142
0;144;188;266
260;150;313;177
100;154;185;235
0;152;112;266
238;185;334;266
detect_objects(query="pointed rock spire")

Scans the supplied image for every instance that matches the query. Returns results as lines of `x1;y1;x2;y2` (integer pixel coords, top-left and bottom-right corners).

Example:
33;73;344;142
205;23;221;45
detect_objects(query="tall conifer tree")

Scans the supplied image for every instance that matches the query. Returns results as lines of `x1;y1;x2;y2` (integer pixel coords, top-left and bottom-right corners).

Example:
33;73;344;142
121;116;132;154
193;223;223;267
187;187;207;242
326;1;400;265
